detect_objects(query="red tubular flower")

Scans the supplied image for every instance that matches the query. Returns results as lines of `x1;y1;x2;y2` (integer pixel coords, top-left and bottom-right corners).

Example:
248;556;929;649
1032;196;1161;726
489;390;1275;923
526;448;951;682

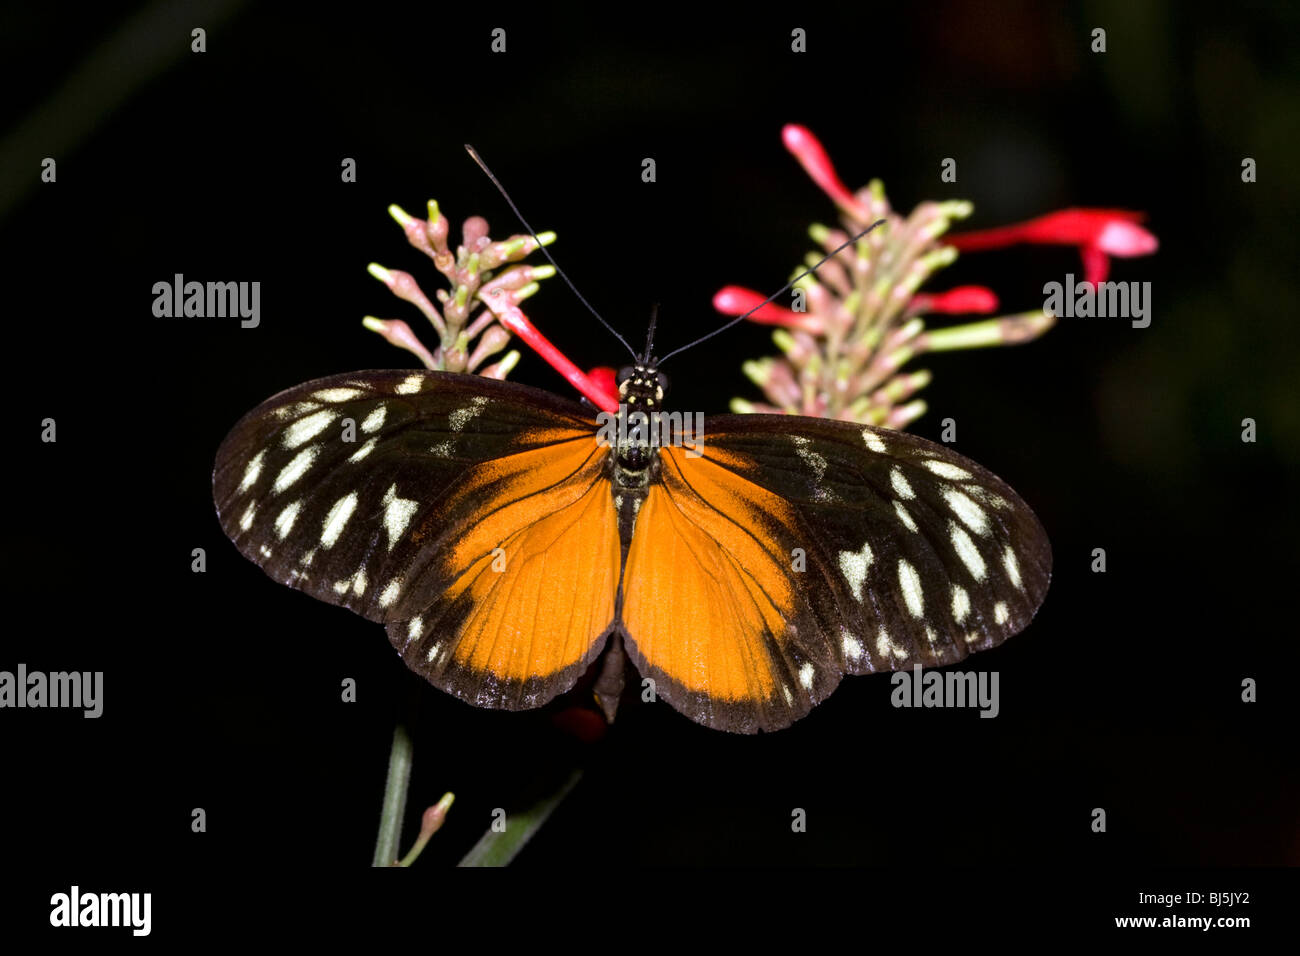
947;208;1158;286
490;302;621;413
713;285;824;332
909;285;999;315
587;366;617;401
782;124;866;219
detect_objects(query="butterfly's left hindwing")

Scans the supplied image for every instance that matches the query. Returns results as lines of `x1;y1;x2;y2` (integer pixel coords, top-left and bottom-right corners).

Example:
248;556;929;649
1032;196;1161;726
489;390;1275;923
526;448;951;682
213;369;620;710
620;414;1051;732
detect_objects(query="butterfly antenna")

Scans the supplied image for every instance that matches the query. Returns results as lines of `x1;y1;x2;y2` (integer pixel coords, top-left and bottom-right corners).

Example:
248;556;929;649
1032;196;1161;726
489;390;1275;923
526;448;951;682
464;145;638;360
657;219;888;365
643;303;659;363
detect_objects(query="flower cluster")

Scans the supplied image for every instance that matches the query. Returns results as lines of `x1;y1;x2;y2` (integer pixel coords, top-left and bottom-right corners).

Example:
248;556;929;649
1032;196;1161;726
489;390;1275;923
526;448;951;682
363;201;560;379
365;201;621;413
715;124;1158;428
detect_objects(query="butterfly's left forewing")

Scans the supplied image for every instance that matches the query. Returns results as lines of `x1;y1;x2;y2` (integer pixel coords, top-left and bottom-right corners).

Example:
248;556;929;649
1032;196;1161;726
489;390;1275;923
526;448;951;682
213;369;621;710
620;414;1051;732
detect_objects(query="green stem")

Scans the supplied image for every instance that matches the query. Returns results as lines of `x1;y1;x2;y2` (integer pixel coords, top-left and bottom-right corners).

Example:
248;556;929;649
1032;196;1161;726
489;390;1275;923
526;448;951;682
371;722;413;867
457;768;583;867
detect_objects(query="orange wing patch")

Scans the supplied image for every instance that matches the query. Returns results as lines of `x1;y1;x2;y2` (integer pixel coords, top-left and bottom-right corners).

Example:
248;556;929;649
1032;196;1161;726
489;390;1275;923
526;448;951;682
392;435;620;708
621;446;813;730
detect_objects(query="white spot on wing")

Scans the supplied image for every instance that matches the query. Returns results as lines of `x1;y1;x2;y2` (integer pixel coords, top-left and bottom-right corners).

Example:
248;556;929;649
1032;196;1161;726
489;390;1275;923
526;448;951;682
994;601;1010;625
837;541;874;601
396;374;423;394
951;584;971;624
792;435;827;481
273;445;320;493
348;437;378;463
893;500;918;532
898;559;924;618
239;450;265;492
943;487;990;536
1003;547;1023;589
862;429;887;454
841;629;863;661
949;522;987;580
239;502;257;531
922;460;971;481
876;628;907;660
974;488;1011;510
890;467;915;499
274;500;302;540
408;617;423;640
798;662;815;690
361;405;387;433
382;484;419;551
450;395;490;431
272;401;321;421
352;569;367;596
283;409;337;449
379;577;402;607
313;387;365;402
320;492;358;548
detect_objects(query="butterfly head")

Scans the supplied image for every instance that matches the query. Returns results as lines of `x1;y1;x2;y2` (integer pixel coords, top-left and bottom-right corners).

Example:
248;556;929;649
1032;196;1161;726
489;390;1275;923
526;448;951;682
615;305;668;411
616;363;669;410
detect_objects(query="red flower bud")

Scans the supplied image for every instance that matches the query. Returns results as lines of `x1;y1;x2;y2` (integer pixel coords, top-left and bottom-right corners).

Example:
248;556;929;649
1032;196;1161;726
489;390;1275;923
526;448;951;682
713;285;824;333
782;124;865;218
909;285;999;315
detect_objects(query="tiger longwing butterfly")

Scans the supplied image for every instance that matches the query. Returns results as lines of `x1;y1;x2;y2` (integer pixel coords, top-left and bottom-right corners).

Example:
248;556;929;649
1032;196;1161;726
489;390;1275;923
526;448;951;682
213;350;1051;732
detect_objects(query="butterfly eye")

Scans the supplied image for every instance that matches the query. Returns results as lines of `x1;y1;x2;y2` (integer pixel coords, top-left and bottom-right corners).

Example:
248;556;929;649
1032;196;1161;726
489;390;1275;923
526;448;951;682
655;370;669;392
616;366;636;385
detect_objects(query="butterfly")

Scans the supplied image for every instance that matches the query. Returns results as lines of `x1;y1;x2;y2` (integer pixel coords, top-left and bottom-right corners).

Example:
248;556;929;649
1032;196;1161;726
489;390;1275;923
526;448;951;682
212;353;1052;733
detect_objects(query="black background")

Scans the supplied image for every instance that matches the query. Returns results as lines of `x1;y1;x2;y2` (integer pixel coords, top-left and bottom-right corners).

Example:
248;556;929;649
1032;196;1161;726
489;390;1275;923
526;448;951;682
3;0;1297;934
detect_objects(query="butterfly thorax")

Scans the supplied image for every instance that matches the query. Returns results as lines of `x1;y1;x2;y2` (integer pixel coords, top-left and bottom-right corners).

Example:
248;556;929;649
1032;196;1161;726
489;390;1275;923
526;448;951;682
611;363;667;490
